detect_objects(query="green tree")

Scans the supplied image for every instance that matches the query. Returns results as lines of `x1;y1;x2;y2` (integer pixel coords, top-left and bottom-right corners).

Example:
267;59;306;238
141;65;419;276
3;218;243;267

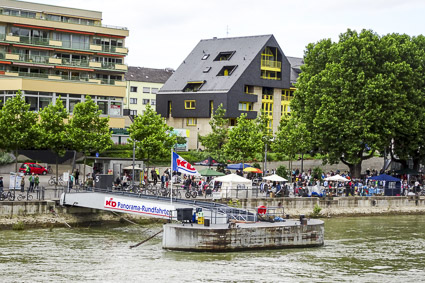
273;116;311;182
224;113;263;167
292;29;408;178
38;98;69;185
0;92;39;172
128;104;175;181
198;104;229;165
255;110;273;171
68;96;112;180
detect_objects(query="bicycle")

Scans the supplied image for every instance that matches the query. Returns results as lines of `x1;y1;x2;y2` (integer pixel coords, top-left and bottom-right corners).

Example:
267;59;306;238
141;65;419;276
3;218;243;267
48;176;64;186
167;187;182;198
0;190;15;201
17;192;33;201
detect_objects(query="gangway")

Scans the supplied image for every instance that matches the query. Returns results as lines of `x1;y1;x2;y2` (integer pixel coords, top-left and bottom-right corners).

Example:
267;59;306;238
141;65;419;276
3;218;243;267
60;188;256;224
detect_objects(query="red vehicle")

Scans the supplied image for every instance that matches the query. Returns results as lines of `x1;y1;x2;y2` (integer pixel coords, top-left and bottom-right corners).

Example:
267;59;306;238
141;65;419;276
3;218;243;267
19;163;48;175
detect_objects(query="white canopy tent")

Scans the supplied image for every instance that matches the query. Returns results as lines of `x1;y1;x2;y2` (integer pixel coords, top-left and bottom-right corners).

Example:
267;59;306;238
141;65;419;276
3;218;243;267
324;174;350;182
262;174;288;182
214;174;252;199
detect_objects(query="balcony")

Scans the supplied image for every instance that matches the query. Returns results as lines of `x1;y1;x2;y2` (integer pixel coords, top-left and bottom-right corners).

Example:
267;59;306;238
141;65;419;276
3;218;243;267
0;10;128;30
1;70;124;86
261;59;281;72
0;35;128;55
0;51;127;71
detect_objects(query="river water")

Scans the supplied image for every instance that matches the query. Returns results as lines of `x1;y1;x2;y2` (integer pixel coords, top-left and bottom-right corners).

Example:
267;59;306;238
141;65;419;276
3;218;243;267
1;215;424;283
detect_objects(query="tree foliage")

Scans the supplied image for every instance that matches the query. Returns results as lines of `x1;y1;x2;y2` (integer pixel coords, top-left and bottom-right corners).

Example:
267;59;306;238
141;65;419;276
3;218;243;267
224;113;263;165
291;29;420;177
128;104;175;166
68;96;112;155
38;98;69;157
0;91;39;171
198;104;229;164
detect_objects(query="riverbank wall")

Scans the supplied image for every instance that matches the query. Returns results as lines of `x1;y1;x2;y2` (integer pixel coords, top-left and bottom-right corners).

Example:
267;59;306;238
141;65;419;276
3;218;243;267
0;200;163;229
232;195;425;217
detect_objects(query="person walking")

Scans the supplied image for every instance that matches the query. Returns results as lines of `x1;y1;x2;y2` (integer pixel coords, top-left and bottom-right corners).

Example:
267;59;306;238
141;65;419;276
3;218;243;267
74;169;80;186
29;173;35;192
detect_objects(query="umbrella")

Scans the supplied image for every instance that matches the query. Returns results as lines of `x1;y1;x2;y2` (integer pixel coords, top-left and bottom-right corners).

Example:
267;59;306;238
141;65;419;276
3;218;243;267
262;174;288;182
243;167;263;174
198;168;225;177
324;174;349;182
227;163;252;170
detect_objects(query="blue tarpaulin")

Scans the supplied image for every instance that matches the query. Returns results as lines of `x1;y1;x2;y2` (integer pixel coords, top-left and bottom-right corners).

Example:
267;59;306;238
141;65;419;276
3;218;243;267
367;174;401;182
227;163;252;170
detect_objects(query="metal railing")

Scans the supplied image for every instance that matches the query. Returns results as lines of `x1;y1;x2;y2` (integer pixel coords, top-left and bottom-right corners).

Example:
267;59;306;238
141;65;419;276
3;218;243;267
261;59;282;69
0;10;128;30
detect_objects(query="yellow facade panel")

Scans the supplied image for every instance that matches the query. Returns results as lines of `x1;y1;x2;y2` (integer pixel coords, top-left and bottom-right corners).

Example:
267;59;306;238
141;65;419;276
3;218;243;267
49;40;63;47
109;117;125;128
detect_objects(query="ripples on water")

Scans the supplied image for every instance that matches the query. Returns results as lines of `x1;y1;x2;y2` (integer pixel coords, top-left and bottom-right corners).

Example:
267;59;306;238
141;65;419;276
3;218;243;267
0;216;424;282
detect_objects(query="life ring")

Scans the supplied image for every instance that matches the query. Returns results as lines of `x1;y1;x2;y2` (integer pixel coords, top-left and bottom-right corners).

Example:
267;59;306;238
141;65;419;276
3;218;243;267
257;205;267;214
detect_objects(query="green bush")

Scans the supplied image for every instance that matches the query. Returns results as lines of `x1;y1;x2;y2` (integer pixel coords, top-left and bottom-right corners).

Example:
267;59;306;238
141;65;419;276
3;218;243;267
311;203;322;218
0;150;14;165
312;166;323;180
12;221;25;231
252;163;261;169
276;165;289;180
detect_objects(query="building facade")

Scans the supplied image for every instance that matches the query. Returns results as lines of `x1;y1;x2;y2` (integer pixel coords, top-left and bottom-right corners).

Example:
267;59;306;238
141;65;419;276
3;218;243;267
0;0;129;129
124;66;173;119
157;35;302;149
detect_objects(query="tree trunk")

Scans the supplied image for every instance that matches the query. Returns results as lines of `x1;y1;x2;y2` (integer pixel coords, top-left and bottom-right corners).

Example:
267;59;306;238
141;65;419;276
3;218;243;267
347;163;362;179
83;155;86;183
55;155;58;190
15;149;18;173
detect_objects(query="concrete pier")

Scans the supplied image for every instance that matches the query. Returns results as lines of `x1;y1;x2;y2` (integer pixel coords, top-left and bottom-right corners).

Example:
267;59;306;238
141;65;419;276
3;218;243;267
162;219;324;251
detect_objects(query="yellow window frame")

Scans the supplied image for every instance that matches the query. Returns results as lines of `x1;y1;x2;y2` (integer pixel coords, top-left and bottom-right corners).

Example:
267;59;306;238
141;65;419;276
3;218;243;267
186;118;197;126
185;100;196;109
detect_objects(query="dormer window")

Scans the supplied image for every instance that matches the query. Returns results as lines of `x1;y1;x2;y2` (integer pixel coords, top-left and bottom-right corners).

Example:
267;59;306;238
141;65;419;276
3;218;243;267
214;51;235;61
183;81;205;92
217;66;237;76
203;67;211;73
201;54;210;60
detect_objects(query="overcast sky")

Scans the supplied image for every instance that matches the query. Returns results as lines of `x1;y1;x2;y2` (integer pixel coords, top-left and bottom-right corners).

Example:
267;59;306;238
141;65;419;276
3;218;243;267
33;0;425;70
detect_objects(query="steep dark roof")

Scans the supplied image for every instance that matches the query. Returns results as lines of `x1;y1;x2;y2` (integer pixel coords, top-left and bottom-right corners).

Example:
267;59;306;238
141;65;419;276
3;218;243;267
125;67;174;83
287;56;304;86
159;35;275;93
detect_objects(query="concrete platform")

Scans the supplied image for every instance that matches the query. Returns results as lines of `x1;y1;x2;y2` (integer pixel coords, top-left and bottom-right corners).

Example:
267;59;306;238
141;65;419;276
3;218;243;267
162;219;324;252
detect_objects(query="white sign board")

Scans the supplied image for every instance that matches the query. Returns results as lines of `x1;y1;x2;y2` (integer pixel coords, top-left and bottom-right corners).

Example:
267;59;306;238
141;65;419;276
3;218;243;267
104;197;174;219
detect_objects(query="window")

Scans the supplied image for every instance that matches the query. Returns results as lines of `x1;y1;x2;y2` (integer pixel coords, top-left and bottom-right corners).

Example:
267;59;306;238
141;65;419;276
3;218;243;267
203;67;211;73
214;51;235;61
245;85;255;94
142;99;150;105
186;118;197;126
217;66;237;76
130;98;137;104
183;81;205;92
151;99;156;105
201;54;210;60
130;86;138;92
129;110;137;116
185;100;196;109
238;102;253;111
143;87;150;93
151;88;158;94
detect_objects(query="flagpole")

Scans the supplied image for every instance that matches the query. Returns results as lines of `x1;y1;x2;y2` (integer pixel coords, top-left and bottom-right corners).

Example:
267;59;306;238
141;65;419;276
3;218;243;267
170;146;173;205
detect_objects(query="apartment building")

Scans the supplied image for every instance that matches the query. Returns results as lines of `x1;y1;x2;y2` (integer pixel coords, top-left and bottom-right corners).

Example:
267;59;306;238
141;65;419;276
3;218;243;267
124;66;173;119
157;34;302;149
0;0;129;129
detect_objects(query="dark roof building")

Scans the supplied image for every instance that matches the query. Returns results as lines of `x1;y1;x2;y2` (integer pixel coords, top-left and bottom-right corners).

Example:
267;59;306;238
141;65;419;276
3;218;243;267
157;34;301;149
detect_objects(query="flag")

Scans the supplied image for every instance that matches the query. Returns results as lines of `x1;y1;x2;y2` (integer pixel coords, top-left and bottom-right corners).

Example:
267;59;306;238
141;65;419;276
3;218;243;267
172;152;199;175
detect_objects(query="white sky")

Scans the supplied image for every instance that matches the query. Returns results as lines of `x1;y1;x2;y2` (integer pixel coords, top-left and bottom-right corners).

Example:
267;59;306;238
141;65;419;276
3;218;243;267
32;0;425;70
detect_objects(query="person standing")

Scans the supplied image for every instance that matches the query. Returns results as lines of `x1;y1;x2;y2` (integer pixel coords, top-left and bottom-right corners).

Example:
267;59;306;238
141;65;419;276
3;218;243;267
34;174;40;191
29;173;35;192
74;169;80;186
161;173;168;189
0;176;3;194
21;177;25;193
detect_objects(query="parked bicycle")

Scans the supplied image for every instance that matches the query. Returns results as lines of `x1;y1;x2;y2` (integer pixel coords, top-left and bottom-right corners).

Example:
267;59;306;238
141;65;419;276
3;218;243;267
17;192;33;201
48;175;64;186
168;188;182;198
0;190;15;201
